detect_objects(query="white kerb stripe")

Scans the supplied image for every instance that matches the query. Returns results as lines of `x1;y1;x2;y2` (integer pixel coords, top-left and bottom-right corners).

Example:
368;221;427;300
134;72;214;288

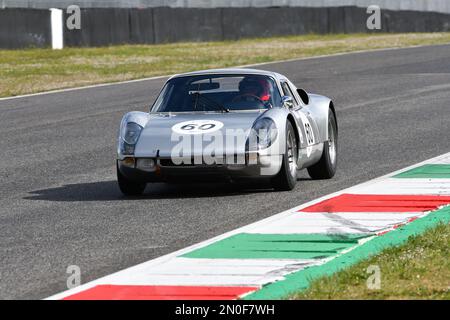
247;212;422;235
353;178;450;195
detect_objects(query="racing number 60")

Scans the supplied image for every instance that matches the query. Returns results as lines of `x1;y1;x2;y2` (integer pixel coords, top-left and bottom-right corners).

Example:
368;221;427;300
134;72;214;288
172;120;224;135
181;123;216;131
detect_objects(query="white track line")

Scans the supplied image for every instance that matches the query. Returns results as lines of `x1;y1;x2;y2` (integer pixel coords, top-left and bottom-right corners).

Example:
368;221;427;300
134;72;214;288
2;43;446;102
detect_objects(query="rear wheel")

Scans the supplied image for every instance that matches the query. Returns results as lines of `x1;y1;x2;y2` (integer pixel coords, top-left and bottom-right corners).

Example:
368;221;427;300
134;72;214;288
307;109;338;179
117;163;146;196
272;121;298;191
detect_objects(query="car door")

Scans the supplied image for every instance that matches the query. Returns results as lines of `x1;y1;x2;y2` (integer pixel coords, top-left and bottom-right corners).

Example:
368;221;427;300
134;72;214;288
281;80;322;167
280;81;308;147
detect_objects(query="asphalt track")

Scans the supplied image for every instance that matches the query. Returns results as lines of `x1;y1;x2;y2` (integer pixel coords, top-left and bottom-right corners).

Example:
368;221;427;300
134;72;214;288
1;44;450;299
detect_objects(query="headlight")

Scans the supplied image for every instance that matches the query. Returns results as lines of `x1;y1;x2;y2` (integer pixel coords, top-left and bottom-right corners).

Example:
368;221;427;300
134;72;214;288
248;118;278;151
119;122;143;155
123;122;143;144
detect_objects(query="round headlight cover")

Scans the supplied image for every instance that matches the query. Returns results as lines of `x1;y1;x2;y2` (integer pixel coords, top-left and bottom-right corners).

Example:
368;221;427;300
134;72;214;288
123;122;143;145
250;117;278;150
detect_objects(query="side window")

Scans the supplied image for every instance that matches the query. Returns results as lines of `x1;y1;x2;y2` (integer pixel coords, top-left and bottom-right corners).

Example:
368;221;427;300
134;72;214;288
288;82;303;106
281;81;299;107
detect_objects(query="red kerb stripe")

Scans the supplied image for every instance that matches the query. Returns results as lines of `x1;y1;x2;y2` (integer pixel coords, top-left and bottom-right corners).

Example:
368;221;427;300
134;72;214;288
301;194;450;213
63;285;258;300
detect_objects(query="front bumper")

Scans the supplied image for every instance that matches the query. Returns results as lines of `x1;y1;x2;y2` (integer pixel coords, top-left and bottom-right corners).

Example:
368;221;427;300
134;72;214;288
117;154;282;183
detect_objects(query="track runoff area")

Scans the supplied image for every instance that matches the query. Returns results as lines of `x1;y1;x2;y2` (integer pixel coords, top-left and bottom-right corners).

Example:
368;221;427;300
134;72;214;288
48;152;450;300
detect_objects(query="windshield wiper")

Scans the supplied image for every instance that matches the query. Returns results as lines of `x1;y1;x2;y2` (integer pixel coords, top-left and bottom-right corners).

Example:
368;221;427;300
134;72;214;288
192;92;229;113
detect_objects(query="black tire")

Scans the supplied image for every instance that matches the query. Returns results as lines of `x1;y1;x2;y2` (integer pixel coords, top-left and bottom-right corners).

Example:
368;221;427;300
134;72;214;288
271;121;298;191
307;109;338;179
117;163;146;196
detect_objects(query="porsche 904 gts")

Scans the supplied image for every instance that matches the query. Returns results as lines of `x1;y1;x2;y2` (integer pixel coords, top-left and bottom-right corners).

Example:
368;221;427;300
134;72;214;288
117;68;338;195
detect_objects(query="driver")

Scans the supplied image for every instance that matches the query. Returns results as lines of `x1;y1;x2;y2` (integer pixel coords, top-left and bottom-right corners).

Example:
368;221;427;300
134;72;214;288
236;76;271;102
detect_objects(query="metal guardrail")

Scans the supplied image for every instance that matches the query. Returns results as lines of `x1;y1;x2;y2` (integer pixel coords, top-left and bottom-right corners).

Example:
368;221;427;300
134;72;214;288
1;0;450;14
1;2;450;49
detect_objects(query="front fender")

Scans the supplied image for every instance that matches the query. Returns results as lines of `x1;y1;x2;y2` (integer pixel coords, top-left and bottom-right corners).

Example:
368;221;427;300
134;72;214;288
117;111;150;159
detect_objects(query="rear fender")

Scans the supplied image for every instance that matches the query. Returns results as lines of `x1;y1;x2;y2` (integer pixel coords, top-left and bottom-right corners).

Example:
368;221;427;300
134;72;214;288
304;94;333;143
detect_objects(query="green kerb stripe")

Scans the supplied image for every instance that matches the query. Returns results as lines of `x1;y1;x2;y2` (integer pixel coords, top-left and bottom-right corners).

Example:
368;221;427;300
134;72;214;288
244;205;450;300
394;164;450;178
181;233;369;260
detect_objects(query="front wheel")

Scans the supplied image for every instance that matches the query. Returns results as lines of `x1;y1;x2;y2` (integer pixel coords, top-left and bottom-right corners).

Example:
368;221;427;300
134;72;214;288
307;109;338;179
117;163;146;196
271;121;298;191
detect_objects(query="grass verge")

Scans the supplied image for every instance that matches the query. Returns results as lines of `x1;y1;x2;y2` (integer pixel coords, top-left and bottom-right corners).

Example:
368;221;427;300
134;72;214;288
1;32;450;98
291;223;450;300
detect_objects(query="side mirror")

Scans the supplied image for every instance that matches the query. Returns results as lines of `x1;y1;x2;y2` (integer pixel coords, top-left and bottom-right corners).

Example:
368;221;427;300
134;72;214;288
297;88;309;105
282;96;294;109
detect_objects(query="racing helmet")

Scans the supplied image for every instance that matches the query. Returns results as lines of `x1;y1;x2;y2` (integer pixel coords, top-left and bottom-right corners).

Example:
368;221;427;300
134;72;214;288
238;76;271;101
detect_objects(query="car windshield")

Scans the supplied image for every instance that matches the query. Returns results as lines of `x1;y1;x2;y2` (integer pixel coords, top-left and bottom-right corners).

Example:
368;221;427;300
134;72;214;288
151;74;282;112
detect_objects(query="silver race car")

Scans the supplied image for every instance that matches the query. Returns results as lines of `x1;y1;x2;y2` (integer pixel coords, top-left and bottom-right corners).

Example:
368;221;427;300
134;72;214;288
116;68;338;195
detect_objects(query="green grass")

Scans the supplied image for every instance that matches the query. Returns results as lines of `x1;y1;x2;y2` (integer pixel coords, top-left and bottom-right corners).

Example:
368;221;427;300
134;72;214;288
1;32;450;97
291;223;450;300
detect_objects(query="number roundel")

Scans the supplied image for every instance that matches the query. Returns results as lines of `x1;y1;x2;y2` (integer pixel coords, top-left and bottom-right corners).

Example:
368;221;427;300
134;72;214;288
172;120;224;134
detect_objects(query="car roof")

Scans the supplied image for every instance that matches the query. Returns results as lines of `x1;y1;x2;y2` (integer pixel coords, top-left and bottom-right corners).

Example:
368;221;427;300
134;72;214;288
168;68;286;82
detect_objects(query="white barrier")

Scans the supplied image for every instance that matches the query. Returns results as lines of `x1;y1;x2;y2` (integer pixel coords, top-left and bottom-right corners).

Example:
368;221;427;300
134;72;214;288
50;8;63;49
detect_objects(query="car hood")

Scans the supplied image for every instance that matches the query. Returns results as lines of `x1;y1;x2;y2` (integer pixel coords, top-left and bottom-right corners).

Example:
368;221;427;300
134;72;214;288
134;111;264;157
